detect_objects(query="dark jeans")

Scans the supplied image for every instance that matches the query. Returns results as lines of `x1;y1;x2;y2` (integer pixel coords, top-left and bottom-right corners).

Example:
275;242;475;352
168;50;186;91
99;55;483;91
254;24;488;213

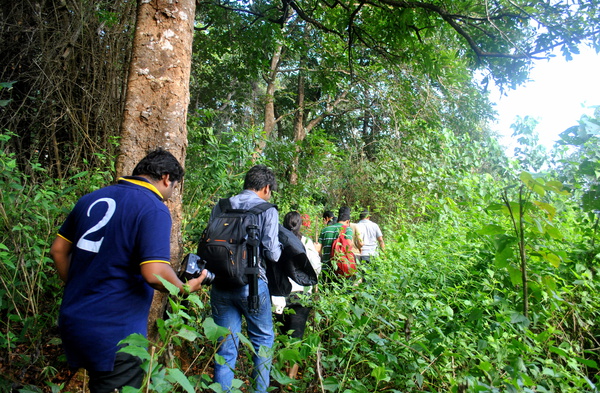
358;255;371;263
88;351;144;393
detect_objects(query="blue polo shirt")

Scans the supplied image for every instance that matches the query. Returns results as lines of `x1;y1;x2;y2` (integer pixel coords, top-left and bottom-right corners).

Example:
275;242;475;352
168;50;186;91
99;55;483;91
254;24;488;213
57;176;172;371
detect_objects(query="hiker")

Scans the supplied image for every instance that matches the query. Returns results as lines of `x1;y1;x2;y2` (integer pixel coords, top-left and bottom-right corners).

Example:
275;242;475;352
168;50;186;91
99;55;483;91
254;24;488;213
318;206;353;281
274;211;321;379
356;209;385;262
207;165;282;393
50;149;207;393
322;210;335;226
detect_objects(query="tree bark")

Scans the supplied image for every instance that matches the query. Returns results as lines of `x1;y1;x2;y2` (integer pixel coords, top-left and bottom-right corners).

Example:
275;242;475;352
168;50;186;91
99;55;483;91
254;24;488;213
116;0;196;339
289;68;306;185
255;44;283;158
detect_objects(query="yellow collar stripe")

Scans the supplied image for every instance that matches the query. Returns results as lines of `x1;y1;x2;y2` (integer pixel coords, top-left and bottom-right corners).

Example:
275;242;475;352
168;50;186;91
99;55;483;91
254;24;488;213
118;177;164;200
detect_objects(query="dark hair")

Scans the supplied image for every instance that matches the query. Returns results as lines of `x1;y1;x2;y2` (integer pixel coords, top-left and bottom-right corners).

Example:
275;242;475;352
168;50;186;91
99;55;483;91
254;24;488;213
360;210;370;220
323;210;334;220
132;148;184;182
243;165;277;192
283;211;302;240
338;206;351;222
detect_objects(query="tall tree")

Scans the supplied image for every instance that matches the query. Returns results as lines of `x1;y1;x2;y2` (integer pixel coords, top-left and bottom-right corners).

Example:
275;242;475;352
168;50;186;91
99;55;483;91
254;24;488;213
117;0;196;334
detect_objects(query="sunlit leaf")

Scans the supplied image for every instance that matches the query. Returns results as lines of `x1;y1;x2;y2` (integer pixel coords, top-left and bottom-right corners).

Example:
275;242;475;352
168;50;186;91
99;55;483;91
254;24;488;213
543;252;561;268
533;201;556;220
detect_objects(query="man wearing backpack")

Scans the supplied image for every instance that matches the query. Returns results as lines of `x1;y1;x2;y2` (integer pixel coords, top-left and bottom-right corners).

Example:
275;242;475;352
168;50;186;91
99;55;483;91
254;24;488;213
207;165;281;393
318;206;354;280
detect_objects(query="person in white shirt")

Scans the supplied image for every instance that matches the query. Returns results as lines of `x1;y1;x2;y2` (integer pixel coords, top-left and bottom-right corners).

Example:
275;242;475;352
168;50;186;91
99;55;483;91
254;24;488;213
356;210;385;262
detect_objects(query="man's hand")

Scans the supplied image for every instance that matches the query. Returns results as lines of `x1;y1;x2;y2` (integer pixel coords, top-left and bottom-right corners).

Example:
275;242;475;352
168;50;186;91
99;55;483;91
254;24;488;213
183;269;208;293
141;263;207;293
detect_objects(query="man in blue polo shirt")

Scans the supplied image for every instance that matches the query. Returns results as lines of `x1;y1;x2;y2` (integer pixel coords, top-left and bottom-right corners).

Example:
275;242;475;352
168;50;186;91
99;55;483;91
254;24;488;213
50;149;207;393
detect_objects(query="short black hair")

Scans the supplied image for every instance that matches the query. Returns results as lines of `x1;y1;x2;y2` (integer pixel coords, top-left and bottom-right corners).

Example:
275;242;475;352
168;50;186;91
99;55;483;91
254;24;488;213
283;211;302;240
243;165;277;192
132;148;184;182
338;206;351;222
323;210;334;220
360;210;370;220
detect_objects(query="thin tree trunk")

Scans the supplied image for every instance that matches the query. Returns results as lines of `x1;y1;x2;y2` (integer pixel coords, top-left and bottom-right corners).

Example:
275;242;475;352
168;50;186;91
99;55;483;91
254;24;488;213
289;66;306;185
116;0;196;339
255;44;284;158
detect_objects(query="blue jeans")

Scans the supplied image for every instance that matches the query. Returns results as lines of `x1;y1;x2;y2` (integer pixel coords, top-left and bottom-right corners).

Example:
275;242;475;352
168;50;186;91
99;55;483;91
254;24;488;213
210;279;273;393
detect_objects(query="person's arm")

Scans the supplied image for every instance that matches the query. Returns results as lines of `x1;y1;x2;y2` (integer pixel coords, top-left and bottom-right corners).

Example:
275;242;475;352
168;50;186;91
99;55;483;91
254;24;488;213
353;226;363;249
314;242;322;254
261;208;282;262
140;262;206;293
377;236;385;252
50;236;73;282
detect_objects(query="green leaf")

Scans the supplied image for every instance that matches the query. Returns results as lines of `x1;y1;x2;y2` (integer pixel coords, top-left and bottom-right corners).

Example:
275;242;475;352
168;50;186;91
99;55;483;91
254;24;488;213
278;348;301;362
323;376;340;391
507;265;522;286
549;346;568;357
520;171;545;197
203;317;230;341
118;333;149;347
575;357;598;368
543;252;561;268
117;345;151;362
495;244;513;268
156;275;180;296
533;201;556;220
236;332;255;353
177;327;200;342
166;368;195;393
542;275;557;291
478;361;493;372
544;224;563;240
546;180;569;195
370;365;388;382
510;312;529;327
69;171;89;180
476;224;505;235
468;308;484;322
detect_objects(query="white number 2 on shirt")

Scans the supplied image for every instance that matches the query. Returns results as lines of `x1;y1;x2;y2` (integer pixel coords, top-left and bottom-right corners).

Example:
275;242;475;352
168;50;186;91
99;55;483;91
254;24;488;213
76;198;116;253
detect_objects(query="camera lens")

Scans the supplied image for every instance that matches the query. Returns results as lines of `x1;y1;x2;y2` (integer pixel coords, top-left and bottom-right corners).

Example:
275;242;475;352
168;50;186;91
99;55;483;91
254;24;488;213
202;270;215;286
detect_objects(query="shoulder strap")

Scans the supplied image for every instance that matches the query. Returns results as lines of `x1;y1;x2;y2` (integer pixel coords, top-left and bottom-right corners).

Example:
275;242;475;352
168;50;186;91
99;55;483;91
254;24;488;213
248;202;276;215
218;199;276;215
339;225;347;236
218;198;233;212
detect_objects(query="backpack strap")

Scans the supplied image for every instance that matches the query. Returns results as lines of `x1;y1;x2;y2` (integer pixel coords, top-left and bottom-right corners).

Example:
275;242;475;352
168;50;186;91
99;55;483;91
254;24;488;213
248;202;277;215
218;199;276;215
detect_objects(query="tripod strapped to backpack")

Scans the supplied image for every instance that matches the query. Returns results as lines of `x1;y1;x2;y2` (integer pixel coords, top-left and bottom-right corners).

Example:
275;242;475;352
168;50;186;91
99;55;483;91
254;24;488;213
246;224;260;314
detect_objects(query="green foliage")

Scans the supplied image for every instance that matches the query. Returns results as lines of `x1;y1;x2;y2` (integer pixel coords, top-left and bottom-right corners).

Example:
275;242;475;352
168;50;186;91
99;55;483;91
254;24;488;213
0;131;114;388
119;278;250;393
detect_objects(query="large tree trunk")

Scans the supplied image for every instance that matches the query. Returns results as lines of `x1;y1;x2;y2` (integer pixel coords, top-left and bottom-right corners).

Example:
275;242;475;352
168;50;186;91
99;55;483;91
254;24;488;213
116;0;196;339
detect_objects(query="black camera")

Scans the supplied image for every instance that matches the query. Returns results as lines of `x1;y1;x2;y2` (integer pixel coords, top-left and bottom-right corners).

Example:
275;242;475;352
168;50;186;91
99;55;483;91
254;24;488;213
180;253;215;285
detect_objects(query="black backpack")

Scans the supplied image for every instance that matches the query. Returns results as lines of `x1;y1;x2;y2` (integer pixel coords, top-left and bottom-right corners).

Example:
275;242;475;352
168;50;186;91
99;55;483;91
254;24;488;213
197;198;275;288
